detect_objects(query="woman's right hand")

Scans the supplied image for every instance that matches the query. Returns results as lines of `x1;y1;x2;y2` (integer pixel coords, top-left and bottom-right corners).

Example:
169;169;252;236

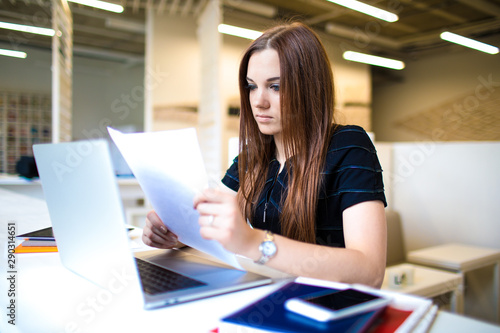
142;210;179;249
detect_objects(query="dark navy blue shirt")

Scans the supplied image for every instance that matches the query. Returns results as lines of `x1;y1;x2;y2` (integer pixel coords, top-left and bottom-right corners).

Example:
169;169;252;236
221;125;387;248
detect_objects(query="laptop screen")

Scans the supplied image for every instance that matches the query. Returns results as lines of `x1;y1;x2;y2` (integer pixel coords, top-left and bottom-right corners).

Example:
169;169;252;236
33;140;141;289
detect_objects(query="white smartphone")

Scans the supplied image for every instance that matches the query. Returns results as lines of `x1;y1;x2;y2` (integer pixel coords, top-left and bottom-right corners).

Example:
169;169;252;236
284;288;390;322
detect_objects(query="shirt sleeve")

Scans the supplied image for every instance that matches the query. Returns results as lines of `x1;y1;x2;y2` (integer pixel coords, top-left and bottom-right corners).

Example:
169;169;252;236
221;156;240;191
323;125;387;213
315;126;387;247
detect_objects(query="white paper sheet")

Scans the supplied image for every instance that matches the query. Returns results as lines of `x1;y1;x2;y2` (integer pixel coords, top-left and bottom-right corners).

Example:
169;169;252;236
108;127;242;269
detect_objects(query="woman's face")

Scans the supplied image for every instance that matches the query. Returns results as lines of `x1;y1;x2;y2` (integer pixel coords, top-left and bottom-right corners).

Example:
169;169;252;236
246;48;282;138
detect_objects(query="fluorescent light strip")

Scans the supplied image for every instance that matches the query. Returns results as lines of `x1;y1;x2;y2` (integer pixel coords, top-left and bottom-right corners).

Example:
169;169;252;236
327;0;398;22
218;24;262;40
440;32;499;55
343;51;405;70
68;0;124;13
0;48;27;59
0;21;55;36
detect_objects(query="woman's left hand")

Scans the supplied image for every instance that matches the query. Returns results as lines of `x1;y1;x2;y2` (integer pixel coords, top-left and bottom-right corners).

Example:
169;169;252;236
193;188;258;256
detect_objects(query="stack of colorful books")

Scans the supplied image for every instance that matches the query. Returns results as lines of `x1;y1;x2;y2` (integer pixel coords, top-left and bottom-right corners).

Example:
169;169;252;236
219;277;437;333
15;227;58;253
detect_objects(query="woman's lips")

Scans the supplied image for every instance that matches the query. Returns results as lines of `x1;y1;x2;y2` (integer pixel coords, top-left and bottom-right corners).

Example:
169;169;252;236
255;114;272;122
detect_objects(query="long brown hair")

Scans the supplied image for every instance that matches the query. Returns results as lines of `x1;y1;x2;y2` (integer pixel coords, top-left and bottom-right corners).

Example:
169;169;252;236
237;22;336;244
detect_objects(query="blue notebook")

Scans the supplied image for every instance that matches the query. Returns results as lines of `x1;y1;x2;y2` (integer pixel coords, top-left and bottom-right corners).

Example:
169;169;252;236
221;282;384;333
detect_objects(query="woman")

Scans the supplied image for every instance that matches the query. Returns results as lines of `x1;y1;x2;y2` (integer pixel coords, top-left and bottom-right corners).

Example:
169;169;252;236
143;22;387;288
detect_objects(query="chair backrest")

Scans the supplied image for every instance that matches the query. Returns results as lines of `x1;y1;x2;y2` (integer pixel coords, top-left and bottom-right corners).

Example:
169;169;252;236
386;210;406;266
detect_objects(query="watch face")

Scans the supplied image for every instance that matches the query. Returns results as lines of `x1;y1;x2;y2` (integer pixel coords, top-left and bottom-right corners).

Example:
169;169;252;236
262;241;277;257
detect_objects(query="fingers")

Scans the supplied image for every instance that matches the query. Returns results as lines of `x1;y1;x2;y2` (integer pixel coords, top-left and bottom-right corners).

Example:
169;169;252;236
142;228;177;249
146;210;168;234
206;215;214;227
199;214;216;228
195;190;223;230
193;188;227;209
195;188;240;222
198;214;228;243
193;190;252;254
194;189;231;221
142;211;178;249
199;222;226;241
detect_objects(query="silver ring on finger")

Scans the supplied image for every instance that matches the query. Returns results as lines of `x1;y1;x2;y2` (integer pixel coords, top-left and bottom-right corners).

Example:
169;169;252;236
207;215;214;226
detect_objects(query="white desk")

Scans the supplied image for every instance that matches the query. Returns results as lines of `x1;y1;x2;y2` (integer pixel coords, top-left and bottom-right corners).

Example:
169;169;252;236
1;188;500;333
408;243;500;273
2;250;288;333
408;243;500;323
382;263;464;313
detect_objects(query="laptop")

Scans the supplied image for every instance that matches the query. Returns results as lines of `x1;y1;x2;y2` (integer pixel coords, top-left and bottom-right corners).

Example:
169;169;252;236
32;139;271;310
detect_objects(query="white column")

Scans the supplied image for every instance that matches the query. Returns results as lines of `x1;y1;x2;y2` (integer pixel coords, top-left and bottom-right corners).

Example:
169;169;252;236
51;0;73;142
144;7;154;133
197;0;224;181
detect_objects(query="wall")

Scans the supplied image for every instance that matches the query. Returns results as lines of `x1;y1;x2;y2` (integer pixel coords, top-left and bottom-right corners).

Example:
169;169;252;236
149;16;200;108
72;57;145;141
371;38;500;249
372;38;500;142
0;45;145;141
0;46;51;93
377;141;500;251
149;15;374;112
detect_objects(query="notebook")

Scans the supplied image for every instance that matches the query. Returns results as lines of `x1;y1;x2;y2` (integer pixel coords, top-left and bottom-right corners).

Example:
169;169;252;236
32;139;271;310
220;282;385;333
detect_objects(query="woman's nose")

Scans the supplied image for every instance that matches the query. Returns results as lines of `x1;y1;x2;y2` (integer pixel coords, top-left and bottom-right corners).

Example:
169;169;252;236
252;89;270;109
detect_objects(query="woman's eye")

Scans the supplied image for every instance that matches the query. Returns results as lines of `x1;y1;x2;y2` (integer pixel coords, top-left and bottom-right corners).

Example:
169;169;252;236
246;83;257;91
270;84;280;92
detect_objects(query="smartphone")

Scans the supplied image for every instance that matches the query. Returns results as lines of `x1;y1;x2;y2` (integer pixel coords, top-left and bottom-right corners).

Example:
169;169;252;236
284;288;390;322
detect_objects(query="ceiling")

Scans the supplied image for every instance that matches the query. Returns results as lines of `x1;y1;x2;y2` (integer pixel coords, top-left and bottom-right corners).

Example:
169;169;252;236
1;0;500;64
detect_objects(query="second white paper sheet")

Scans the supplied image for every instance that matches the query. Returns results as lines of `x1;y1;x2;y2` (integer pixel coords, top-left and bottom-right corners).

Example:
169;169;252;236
108;127;242;269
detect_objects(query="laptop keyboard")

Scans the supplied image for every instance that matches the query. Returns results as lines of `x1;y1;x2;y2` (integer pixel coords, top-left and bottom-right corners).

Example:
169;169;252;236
135;258;207;295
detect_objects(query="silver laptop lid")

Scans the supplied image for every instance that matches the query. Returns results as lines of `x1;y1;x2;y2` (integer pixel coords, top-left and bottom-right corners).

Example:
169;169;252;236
33;139;272;310
33;140;141;290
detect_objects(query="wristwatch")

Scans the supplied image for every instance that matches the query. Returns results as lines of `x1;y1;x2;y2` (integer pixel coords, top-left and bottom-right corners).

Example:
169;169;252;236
255;230;277;265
